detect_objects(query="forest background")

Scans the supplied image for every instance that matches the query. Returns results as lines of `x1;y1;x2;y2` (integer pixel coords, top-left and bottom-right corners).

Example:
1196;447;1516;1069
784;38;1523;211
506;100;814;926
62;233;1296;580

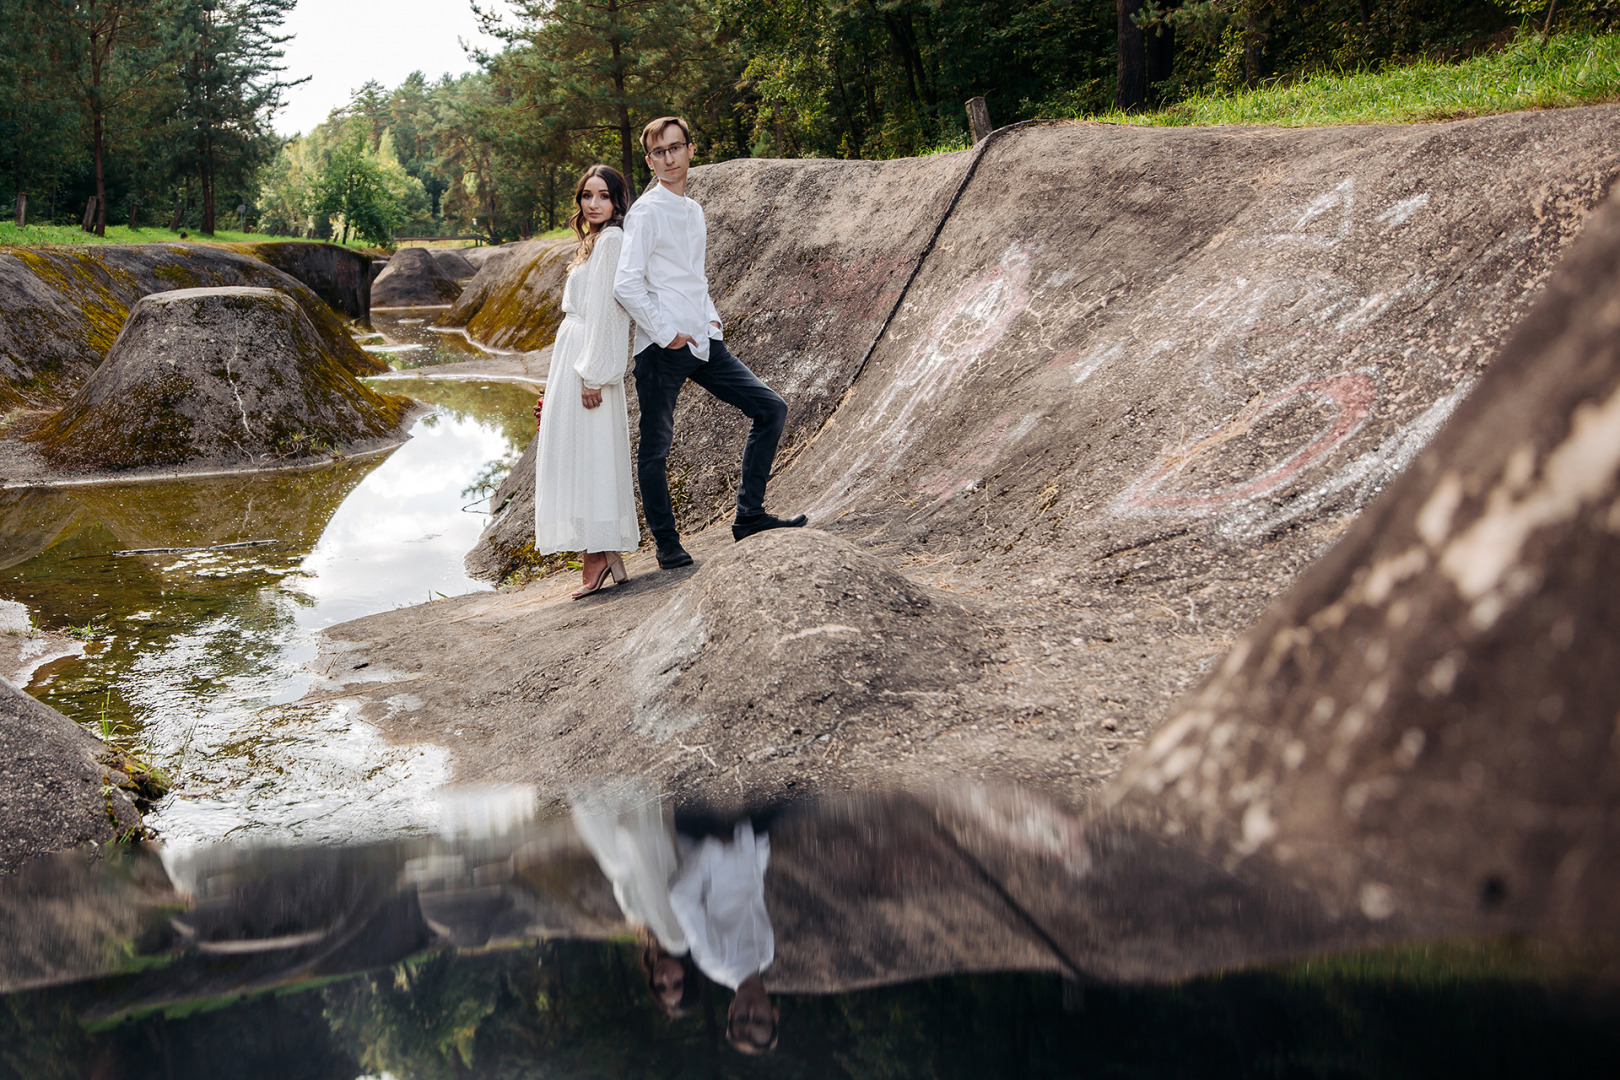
2;0;1616;247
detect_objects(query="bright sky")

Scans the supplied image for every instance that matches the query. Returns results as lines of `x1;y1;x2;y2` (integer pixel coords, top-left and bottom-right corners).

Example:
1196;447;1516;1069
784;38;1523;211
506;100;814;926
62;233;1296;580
273;0;514;137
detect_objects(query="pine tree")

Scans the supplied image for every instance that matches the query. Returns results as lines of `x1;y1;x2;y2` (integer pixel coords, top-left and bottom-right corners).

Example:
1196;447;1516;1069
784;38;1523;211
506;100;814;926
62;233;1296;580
486;0;716;186
162;0;301;234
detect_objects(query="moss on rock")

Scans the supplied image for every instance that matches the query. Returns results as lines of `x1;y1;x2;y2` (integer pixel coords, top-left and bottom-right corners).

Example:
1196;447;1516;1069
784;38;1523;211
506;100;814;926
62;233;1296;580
0;243;385;414
440;238;571;351
27;287;413;474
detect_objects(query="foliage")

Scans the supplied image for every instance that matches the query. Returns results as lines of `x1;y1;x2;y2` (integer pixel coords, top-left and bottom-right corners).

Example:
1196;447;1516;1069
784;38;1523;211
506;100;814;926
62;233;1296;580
1071;27;1620;125
157;0;302;234
0;0;296;237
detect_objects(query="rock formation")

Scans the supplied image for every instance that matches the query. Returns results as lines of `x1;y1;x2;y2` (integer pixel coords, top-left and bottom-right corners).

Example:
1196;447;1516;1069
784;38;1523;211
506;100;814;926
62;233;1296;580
303;106;1620;820
370;246;463;307
223;240;373;319
437;237;571;351
0;679;146;875
0;242;385;409
25;287;414;475
427;247;476;279
1103;178;1620;945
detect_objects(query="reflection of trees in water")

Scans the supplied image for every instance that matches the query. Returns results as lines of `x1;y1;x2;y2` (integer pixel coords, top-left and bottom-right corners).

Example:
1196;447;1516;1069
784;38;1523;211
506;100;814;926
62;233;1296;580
2;937;1617;1076
378;378;537;505
313;940;1620;1079
381;378;539;452
325;951;502;1080
0;457;389;732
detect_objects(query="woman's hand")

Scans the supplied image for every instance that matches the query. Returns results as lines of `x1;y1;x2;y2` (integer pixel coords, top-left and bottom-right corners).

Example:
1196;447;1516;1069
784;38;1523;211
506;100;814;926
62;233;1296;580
581;385;603;410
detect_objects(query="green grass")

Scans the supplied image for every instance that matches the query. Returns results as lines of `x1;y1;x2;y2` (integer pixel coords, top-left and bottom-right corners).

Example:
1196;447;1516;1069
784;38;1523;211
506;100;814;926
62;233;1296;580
1075;30;1620;128
0;221;372;249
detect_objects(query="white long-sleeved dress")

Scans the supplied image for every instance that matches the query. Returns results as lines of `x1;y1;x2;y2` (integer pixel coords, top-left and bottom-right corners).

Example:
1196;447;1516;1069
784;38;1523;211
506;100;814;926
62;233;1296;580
534;227;640;555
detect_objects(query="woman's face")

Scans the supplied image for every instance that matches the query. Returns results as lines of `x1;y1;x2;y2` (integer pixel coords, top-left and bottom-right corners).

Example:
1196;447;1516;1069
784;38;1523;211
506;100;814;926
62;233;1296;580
580;176;614;225
651;956;685;1010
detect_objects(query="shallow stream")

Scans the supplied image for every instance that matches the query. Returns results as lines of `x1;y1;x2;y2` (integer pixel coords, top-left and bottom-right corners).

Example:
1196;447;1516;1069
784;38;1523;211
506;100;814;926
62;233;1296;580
1;322;541;847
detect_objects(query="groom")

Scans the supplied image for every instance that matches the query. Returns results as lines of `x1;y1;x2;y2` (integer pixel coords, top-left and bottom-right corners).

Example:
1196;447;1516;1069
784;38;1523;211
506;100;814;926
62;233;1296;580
614;116;806;570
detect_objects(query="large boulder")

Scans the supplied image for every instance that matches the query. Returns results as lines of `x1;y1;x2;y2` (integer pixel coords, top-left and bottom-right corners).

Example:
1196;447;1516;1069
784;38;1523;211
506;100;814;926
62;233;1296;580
0;679;145;875
222;240;373;319
25;287;414;475
1103;182;1620;944
0;242;385;410
438;237;572;351
370;246;463;308
427;247;476;279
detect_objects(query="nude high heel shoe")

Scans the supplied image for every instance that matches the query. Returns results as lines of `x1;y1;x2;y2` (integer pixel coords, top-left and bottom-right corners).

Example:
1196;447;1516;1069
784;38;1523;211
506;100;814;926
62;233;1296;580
571;553;629;599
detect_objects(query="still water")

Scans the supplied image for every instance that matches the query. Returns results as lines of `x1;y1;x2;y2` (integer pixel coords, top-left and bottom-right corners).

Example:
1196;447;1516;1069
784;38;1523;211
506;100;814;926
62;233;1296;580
0;790;1615;1078
0;373;538;847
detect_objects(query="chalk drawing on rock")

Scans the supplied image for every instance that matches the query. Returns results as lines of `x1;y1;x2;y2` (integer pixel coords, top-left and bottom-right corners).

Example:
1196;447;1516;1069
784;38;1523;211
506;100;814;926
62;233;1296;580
1119;371;1378;513
1273;177;1356;249
809;240;1038;516
1218;374;1478;542
1376;193;1430;229
914;411;1043;505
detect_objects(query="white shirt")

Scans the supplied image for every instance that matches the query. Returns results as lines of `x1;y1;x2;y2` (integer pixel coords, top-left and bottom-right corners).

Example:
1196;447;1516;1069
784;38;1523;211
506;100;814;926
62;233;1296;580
668;821;774;989
614;181;724;361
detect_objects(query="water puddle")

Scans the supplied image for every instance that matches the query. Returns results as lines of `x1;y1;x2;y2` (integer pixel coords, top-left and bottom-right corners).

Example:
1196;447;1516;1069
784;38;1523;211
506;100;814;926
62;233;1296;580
0;379;538;846
363;309;496;370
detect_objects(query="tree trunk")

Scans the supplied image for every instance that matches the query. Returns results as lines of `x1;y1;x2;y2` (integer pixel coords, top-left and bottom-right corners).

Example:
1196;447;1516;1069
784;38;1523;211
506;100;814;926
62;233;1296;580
15;194;26;228
1145;17;1176;106
91;111;108;235
965;97;992;143
202;148;216;235
1116;0;1147;112
607;0;635;196
1243;10;1265;90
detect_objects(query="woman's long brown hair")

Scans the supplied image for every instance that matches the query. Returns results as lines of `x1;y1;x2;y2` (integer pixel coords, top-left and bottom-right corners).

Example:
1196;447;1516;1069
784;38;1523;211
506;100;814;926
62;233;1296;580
568;164;630;269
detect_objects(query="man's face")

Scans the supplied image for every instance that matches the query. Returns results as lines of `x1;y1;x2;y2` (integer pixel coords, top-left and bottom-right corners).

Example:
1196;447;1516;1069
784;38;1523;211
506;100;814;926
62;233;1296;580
645;125;693;187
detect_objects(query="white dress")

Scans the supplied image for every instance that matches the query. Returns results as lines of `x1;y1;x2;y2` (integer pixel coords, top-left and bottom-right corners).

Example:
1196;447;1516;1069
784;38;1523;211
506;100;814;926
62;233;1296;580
534;226;640;555
571;790;690;955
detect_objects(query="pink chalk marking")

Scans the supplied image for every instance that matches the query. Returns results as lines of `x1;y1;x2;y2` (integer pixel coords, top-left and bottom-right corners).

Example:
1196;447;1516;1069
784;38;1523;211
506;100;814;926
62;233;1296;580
1124;372;1377;510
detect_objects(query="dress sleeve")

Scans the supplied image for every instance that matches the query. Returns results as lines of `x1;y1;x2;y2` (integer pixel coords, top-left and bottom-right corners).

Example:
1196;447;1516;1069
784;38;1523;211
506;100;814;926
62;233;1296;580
577;228;632;390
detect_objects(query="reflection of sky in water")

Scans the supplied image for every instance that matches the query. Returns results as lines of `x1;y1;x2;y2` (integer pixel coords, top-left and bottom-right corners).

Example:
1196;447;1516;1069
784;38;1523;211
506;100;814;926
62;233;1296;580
0;385;537;848
292;408;509;628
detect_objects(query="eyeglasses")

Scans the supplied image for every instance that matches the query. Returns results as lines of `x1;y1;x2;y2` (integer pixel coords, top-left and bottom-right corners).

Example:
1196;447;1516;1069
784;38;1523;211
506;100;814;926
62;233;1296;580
647;142;690;162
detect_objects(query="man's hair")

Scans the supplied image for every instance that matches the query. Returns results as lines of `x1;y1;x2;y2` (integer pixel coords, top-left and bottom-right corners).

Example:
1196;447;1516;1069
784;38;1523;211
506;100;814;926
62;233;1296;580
640;116;691;154
726;1010;779;1055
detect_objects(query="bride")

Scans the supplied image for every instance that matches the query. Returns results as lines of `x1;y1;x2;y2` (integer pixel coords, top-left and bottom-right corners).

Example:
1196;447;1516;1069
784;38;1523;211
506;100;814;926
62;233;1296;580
533;165;640;598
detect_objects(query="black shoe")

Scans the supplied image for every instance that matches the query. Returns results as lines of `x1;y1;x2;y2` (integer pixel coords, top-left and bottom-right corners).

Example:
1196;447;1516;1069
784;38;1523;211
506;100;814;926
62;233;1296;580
655;542;694;569
732;512;808;542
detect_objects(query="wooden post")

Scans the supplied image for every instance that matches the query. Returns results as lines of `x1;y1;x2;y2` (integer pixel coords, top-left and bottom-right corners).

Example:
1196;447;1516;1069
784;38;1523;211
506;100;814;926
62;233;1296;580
13;194;24;228
81;196;98;232
966;96;993;144
169;205;183;231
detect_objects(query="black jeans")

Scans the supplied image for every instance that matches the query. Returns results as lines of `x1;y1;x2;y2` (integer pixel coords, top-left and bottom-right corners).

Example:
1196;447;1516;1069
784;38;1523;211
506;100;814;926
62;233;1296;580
632;337;788;547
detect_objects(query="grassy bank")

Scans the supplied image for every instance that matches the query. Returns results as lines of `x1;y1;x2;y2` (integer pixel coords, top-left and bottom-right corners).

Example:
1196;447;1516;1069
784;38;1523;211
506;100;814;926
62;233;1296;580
1069;30;1620;128
0;222;374;249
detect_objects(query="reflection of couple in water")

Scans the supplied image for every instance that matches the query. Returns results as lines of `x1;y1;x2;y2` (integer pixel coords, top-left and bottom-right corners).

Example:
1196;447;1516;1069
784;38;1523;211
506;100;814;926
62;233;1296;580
573;792;779;1055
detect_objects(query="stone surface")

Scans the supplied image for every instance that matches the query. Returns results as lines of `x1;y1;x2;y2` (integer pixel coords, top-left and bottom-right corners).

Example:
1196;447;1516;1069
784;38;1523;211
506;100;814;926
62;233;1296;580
426;247;476;279
0;242;386;410
23;287;415;475
1103;181;1620;944
438;238;572;351
225;240;373;319
323;107;1620;829
370;246;463;308
0;678;142;875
